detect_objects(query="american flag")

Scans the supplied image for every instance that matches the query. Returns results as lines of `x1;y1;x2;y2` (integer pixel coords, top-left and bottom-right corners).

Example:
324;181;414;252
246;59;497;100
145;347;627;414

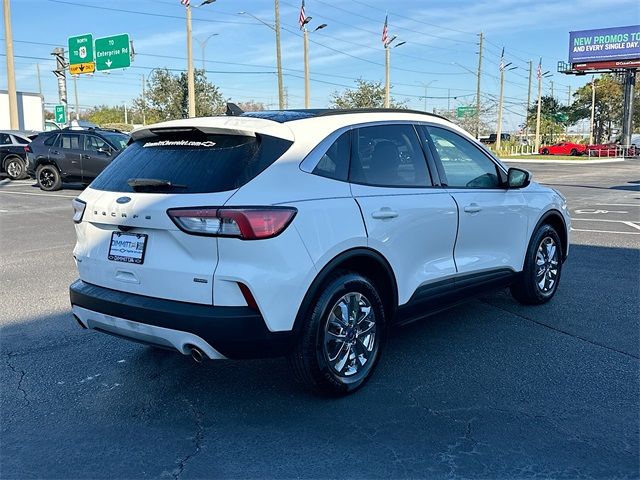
299;0;307;29
180;0;189;6
499;47;505;71
382;14;388;45
537;58;542;79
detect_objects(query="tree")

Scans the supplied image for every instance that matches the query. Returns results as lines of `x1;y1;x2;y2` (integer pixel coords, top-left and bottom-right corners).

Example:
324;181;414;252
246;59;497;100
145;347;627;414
133;68;226;123
526;95;569;144
568;74;626;143
235;101;267;112
330;79;407;109
85;105;127;125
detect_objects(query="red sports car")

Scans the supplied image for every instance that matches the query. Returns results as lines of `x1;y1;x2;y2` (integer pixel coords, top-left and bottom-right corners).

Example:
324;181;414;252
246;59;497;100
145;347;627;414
586;143;634;157
539;142;586;156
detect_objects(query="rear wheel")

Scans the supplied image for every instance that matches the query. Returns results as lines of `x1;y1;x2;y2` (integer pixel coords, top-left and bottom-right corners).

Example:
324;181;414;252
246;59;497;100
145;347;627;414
541;148;549;155
288;271;386;396
36;164;62;191
511;224;563;305
4;156;27;180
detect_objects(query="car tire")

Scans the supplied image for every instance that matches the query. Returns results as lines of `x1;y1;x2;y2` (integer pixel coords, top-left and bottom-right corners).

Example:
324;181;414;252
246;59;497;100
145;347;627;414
511;224;563;305
288;271;386;396
36;164;62;191
570;148;578;156
4;156;27;180
541;148;549;155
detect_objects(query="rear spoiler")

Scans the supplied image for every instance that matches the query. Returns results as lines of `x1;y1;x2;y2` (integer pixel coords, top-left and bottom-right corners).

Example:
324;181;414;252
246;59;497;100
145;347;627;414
131;114;294;143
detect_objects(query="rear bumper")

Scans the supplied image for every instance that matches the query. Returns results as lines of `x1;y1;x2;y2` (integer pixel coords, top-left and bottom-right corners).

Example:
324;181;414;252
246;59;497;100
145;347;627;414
69;280;295;359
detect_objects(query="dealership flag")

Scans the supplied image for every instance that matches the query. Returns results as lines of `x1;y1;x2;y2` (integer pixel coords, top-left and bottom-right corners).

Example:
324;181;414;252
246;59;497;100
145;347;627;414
299;0;307;29
180;0;189;5
382;14;389;45
537;58;542;79
499;47;505;71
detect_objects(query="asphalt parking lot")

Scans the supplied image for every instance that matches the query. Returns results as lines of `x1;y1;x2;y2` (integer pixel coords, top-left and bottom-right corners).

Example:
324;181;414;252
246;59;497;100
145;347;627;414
1;160;638;479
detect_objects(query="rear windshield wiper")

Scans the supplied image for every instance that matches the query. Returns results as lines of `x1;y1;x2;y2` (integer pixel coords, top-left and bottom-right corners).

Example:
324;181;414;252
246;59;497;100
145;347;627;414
127;178;188;191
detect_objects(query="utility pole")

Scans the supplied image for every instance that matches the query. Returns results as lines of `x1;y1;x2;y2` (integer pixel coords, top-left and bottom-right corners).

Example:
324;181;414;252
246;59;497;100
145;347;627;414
303;27;310;108
589;75;596;145
51;47;68;123
36;63;42;95
525;60;532;140
496;62;506;152
185;4;196;118
534;60;543;152
621;69;636;146
550;80;554;100
3;0;19;129
73;75;79;120
274;0;285;109
475;32;483;139
384;46;390;108
123;103;128;124
141;74;146;125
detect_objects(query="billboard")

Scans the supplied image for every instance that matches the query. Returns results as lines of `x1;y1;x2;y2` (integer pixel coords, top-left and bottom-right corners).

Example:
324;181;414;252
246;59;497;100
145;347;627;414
569;25;640;64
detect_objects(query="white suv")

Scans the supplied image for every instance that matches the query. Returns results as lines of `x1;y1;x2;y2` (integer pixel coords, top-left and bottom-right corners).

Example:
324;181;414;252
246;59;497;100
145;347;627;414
70;109;570;395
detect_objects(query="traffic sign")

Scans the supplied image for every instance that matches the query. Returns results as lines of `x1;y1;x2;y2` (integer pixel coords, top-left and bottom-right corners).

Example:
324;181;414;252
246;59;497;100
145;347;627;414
95;34;131;71
54;105;66;124
456;105;477;118
68;34;95;75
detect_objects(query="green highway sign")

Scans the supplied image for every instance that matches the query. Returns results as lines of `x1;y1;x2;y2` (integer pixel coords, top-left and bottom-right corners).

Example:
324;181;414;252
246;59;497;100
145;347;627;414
54;105;66;124
456;105;477;118
95;34;131;71
68;33;94;74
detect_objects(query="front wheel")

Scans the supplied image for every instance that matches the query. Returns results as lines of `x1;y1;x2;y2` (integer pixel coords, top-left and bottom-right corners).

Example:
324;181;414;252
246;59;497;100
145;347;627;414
4;156;27;180
511;224;563;305
570;148;578;156
288;272;386;396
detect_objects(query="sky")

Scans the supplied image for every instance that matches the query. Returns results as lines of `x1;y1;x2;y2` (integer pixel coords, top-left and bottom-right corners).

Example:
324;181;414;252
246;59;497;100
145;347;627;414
1;0;639;131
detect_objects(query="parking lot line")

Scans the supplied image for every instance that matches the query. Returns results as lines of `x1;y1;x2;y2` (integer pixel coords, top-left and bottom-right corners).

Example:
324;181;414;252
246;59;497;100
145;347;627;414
572;218;640;224
571;228;640;235
0;191;76;199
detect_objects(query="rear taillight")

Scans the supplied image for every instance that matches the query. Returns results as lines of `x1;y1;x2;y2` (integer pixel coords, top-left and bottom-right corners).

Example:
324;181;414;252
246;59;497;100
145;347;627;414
24;145;32;153
167;207;297;240
72;198;86;224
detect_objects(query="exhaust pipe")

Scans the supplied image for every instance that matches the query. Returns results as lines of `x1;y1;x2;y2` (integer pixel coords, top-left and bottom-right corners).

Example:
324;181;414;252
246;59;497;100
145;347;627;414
190;347;204;364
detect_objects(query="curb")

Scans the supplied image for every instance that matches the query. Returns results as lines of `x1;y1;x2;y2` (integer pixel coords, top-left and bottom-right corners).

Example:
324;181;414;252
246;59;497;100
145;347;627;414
501;158;626;164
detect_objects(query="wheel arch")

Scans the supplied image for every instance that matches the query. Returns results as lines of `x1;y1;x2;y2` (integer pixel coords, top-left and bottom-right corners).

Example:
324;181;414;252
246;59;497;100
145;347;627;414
2;154;25;170
533;209;568;260
293;247;399;333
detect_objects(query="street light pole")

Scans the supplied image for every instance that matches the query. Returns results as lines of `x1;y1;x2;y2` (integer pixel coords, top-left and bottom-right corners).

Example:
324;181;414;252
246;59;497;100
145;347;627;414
3;0;19;129
496;66;505;152
534;63;543;152
525;60;532;141
384;45;390;108
196;33;218;72
303;27;310;108
590;75;596;145
73;75;80;120
274;0;285;109
186;3;196;118
141;74;146;125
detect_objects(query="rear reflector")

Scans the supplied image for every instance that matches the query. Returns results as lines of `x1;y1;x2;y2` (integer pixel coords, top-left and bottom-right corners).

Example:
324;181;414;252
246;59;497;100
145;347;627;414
237;282;259;310
72;198;86;224
167;207;297;240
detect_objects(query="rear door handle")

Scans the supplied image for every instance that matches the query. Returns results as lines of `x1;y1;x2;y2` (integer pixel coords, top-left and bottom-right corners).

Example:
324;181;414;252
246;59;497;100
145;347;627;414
371;208;399;219
51;150;60;155
81;154;91;159
463;203;482;213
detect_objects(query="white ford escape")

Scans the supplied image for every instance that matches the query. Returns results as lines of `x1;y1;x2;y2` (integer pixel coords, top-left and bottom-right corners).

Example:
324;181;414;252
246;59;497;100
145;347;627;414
70;108;570;395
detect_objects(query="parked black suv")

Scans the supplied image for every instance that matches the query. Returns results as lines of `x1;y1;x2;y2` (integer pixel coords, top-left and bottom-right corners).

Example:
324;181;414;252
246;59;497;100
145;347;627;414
27;128;130;191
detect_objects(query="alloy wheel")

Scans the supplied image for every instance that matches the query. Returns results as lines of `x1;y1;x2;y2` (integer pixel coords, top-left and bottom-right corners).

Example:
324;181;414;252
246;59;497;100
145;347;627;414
536;236;559;294
323;292;377;378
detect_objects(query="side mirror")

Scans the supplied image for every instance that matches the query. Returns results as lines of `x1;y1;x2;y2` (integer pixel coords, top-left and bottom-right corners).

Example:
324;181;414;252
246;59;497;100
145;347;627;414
97;146;111;156
507;167;531;189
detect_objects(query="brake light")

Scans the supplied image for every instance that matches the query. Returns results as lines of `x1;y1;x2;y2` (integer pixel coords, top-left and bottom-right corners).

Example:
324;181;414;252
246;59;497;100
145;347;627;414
167;207;297;240
24;145;32;153
72;198;86;224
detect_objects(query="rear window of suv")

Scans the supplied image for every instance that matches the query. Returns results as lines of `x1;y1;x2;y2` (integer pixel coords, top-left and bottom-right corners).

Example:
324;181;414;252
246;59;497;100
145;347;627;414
90;132;292;194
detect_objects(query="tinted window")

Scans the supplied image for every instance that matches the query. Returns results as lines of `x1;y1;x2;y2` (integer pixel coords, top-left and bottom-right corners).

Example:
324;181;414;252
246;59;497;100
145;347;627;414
428;127;501;189
58;134;82;150
312;131;350;181
0;133;11;145
101;132;130;151
90;133;292;194
85;135;108;152
43;134;58;146
349;124;431;187
12;135;29;145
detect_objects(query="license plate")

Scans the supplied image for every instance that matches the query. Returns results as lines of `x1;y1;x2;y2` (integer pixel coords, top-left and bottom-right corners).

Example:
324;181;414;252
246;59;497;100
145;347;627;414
108;232;148;265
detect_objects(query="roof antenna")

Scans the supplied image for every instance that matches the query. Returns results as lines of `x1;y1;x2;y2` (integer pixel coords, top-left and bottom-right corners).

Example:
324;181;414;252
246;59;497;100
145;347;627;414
226;103;244;116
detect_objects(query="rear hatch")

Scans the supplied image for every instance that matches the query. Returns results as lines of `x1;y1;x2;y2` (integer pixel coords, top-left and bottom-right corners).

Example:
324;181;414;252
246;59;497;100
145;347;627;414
73;119;293;305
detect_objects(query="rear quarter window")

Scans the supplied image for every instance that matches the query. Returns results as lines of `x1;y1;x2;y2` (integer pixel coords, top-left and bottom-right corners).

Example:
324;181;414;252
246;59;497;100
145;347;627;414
90;132;292;194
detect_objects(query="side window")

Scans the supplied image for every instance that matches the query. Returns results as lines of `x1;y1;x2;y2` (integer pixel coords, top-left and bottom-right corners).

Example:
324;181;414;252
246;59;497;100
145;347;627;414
0;133;11;145
59;134;82;150
85;135;108;152
43;135;58;146
12;135;28;145
427;126;501;189
312;131;350;181
349;124;431;188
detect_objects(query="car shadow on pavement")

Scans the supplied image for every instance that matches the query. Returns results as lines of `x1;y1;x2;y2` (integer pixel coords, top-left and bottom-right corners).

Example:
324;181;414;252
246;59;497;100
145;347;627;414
1;243;638;479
